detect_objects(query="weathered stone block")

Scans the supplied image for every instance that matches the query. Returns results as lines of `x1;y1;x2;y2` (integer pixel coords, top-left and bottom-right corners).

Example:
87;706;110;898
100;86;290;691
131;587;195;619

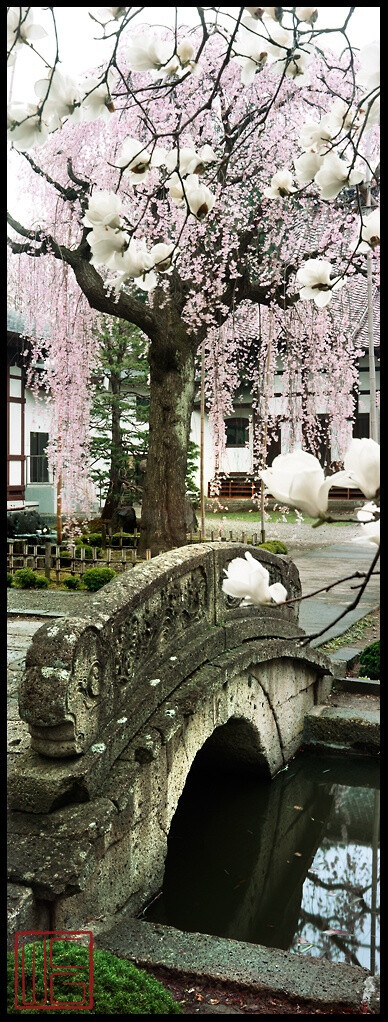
7;885;50;950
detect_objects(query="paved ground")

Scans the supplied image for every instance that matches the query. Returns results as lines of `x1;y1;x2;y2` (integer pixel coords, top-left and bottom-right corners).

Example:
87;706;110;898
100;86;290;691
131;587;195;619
289;542;379;646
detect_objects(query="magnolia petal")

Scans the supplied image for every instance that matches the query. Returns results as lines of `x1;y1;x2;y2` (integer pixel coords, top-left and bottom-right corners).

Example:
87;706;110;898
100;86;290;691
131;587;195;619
268;582;287;603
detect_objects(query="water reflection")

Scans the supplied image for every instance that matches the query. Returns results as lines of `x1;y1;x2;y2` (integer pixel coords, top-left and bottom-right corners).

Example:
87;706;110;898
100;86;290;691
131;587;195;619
143;750;379;973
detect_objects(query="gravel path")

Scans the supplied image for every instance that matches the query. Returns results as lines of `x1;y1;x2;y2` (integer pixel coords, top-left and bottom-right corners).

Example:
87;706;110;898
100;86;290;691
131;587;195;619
203;516;362;552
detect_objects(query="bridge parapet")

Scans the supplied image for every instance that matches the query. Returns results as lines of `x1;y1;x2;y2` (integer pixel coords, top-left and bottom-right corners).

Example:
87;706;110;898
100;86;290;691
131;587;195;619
9;544;303;813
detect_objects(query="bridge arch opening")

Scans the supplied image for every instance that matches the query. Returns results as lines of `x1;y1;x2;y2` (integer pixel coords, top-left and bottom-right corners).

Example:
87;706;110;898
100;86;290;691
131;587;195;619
144;716;273;935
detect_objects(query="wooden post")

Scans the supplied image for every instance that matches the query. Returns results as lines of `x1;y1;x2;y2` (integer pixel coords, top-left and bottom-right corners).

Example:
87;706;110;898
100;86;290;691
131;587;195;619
146;548;151;560
8;540;14;575
44;541;51;580
56;471;62;545
200;335;206;538
55;545;61;585
260;308;273;545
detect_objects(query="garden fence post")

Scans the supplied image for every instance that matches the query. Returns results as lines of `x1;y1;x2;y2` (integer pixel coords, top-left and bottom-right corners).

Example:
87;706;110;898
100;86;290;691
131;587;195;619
101;520;106;550
44;541;51;580
55;545;61;585
9;540;14;575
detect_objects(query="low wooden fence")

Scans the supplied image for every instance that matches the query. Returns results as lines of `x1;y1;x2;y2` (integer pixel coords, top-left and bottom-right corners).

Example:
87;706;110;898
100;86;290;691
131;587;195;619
7;528;268;583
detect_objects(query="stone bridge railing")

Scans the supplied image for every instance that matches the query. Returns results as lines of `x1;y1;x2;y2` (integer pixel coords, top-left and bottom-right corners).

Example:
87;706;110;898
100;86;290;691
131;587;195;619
8;543;332;935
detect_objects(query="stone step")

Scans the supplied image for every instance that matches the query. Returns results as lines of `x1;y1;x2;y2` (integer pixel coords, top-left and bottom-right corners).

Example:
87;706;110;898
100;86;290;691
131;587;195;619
303;705;380;754
328;646;361;675
94;917;378;1012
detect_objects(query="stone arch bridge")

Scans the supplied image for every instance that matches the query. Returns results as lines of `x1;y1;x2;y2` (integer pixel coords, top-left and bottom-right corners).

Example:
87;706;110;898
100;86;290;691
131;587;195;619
8;543;332;936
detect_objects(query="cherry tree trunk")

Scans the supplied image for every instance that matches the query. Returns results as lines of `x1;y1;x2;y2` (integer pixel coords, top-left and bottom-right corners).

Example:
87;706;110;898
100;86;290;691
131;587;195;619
139;326;196;556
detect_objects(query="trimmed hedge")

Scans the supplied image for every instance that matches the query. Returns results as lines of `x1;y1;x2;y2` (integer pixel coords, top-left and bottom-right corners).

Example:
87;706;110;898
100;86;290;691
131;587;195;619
11;569;49;589
359;640;380;680
8;940;183;1014
82;567;117;591
63;575;82;590
258;540;288;555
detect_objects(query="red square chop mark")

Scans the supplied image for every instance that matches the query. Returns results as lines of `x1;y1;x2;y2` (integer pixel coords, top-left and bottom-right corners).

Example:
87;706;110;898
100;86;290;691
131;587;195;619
14;931;94;1011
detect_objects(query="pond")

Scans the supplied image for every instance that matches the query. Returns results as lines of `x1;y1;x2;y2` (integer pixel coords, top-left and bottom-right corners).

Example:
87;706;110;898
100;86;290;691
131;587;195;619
142;750;379;974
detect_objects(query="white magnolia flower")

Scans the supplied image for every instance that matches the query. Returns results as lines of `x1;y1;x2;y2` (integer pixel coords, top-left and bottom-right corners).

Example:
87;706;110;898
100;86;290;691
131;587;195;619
357;41;380;94
235;20;269;83
293;151;324;184
184;175;216;219
330;438;380;499
107;238;157;291
235;47;268;86
296;259;346;308
88;7;127;23
167;172;186;206
82;191;122;230
355;209;380;254
116;138;153;183
352;520;380;548
34;69;82;125
260;450;332;519
326;98;361;135
265;22;294;59
149;243;176;273
282;45;313;82
7;7;47;53
358;91;380;128
127;35;195;77
81;77;115;121
295;7;318;24
314;152;364;200
245;7;282;20
299;118;333;155
222;551;287;606
356;502;379;523
164;143;217;177
264;169;296;198
7;101;50;151
88;226;129;267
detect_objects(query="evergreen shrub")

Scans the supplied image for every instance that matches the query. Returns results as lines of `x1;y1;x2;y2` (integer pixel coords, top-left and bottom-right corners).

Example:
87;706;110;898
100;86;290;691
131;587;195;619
63;576;82;590
359;640;380;680
258;540;288;554
82;567;117;591
12;568;48;589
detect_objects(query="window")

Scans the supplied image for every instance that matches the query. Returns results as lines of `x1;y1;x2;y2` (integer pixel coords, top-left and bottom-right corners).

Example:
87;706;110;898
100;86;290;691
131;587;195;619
353;413;369;439
30;432;49;483
226;417;249;447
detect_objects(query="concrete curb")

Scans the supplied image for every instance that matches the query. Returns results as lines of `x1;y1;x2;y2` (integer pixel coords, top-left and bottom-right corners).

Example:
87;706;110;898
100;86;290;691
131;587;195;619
95;918;379;1011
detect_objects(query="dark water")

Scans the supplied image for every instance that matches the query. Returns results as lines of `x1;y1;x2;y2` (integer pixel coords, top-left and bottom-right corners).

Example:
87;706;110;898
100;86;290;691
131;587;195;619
143;751;380;973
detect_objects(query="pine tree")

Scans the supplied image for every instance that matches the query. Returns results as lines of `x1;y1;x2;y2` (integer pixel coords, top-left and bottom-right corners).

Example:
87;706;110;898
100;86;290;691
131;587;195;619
88;318;149;520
